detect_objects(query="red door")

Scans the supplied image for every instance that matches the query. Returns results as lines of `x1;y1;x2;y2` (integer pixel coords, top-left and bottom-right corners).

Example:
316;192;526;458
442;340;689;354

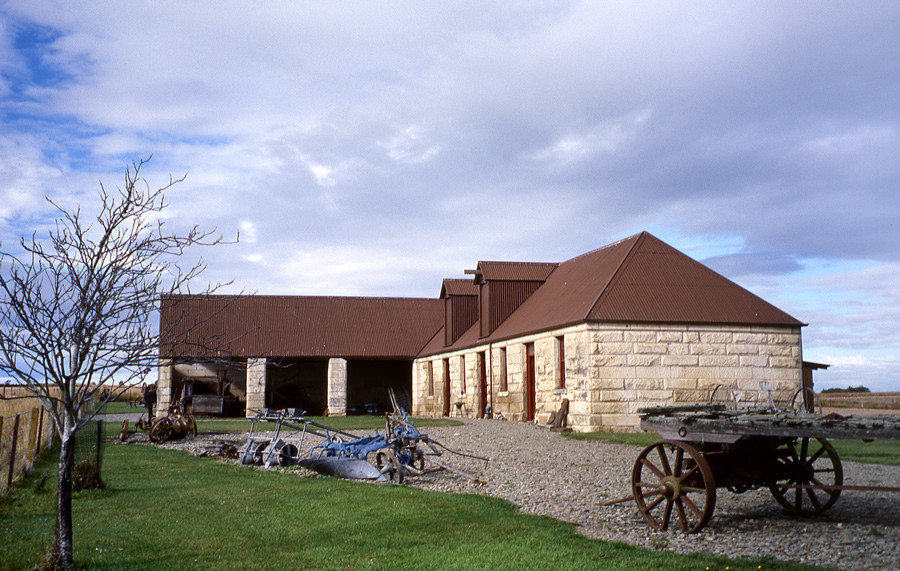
478;351;487;418
525;343;536;421
442;358;451;416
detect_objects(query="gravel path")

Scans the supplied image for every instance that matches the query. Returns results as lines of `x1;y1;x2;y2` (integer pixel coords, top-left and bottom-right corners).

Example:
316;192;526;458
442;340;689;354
409;419;899;570
127;416;900;569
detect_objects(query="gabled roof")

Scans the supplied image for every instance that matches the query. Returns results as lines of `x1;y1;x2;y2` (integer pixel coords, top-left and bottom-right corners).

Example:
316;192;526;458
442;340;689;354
419;232;804;356
473;261;558;283
440;279;478;298
160;295;443;359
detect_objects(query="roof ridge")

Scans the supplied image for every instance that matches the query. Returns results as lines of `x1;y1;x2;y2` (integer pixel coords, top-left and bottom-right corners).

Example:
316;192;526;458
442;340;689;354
583;232;647;319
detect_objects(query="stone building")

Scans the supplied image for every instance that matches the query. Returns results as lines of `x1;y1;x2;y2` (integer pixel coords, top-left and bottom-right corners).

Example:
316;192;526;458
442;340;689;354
158;232;806;431
412;232;805;431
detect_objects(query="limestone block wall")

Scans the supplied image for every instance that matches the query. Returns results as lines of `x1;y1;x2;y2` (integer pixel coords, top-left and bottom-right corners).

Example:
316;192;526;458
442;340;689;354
573;324;802;431
326;358;347;416
413;322;802;432
245;358;267;416
490;344;526;421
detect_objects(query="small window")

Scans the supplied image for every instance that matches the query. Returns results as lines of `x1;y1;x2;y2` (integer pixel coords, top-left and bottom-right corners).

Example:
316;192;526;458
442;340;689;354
557;335;566;389
426;361;434;397
498;347;508;392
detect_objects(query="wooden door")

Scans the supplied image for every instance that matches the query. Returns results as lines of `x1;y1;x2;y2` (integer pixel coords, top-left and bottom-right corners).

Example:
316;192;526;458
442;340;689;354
525;343;536;421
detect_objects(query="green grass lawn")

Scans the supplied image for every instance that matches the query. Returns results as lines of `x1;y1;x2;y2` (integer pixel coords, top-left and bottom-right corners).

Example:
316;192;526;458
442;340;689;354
0;442;798;570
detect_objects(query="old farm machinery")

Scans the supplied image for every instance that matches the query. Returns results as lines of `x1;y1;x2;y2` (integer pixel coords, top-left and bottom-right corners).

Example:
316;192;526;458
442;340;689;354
240;391;486;483
616;404;900;534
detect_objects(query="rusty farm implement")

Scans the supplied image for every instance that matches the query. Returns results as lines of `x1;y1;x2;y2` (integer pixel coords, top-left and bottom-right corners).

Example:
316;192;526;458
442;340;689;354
240;391;486;483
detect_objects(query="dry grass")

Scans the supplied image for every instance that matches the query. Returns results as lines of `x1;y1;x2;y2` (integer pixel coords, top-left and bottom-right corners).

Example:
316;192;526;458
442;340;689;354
819;391;900;413
0;386;50;418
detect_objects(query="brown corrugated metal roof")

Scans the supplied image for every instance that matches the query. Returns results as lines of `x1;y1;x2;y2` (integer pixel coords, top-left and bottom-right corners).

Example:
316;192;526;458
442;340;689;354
160;295;443;359
440;279;477;298
588;233;804;325
475;261;558;282
420;232;804;356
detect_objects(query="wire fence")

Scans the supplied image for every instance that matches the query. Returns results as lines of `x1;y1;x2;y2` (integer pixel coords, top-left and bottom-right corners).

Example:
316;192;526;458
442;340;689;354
0;396;101;494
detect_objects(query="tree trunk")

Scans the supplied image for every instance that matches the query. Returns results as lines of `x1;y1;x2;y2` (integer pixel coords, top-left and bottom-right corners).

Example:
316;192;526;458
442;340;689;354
52;426;75;568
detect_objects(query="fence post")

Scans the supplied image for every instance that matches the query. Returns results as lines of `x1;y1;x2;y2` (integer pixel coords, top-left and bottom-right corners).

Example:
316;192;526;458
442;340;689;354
26;408;40;474
96;420;102;482
7;414;20;490
35;407;45;456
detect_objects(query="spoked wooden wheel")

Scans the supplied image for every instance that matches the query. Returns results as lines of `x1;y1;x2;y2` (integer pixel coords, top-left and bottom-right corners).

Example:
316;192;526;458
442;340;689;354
149;418;173;443
632;441;716;534
769;438;842;514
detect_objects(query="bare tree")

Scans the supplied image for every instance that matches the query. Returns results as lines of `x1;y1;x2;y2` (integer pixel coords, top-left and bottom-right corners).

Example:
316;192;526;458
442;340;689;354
0;159;229;568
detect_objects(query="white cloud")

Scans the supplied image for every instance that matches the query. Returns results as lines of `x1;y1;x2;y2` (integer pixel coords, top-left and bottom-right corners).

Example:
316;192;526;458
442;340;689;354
1;0;898;391
379;125;441;164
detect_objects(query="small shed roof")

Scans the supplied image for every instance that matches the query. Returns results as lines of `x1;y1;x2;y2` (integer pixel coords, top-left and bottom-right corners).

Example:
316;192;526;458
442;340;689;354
473;261;558;283
440;279;478;298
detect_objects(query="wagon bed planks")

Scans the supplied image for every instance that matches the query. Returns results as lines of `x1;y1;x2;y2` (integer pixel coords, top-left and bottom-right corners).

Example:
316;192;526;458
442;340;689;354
639;405;900;442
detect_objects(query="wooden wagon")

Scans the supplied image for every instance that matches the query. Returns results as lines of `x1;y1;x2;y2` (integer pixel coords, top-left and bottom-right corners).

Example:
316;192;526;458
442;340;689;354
623;405;900;534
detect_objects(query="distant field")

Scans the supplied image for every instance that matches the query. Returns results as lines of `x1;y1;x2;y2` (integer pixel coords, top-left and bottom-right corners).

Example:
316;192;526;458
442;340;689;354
819;391;900;413
0;386;53;418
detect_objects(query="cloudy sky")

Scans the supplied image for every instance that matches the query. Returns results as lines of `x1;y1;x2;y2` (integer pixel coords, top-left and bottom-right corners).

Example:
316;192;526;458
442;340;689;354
1;2;897;391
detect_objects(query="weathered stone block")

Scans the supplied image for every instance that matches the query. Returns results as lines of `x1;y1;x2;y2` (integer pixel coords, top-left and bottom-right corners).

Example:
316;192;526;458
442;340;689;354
700;331;731;344
593;378;625;390
597;342;632;355
699;355;740;367
593;354;627;367
682;331;700;343
592;401;626;414
768;333;800;345
732;332;767;344
726;344;758;355
662;354;699;367
624;330;657;343
739;355;768;368
633;342;668;354
759;344;793;357
664;377;699;390
626;354;660;367
690;343;726;355
673;389;709;403
769;356;799;368
593;331;625;343
601;413;643;428
657;330;683;343
628;378;665;390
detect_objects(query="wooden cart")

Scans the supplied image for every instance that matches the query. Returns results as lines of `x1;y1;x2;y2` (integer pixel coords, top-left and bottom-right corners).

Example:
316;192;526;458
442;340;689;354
625;405;900;534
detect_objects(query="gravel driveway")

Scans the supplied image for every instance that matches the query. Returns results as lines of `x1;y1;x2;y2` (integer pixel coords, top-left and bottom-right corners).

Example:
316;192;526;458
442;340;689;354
403;419;899;569
138;416;899;570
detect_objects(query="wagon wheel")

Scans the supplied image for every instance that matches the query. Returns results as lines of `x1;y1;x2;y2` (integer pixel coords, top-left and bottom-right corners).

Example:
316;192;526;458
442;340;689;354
375;450;404;484
632;441;716;534
769;438;842;515
149;418;173;443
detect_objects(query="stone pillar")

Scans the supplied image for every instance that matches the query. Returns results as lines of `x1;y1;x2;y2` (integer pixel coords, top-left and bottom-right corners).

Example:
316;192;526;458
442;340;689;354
246;358;267;417
156;358;174;418
327;357;348;416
